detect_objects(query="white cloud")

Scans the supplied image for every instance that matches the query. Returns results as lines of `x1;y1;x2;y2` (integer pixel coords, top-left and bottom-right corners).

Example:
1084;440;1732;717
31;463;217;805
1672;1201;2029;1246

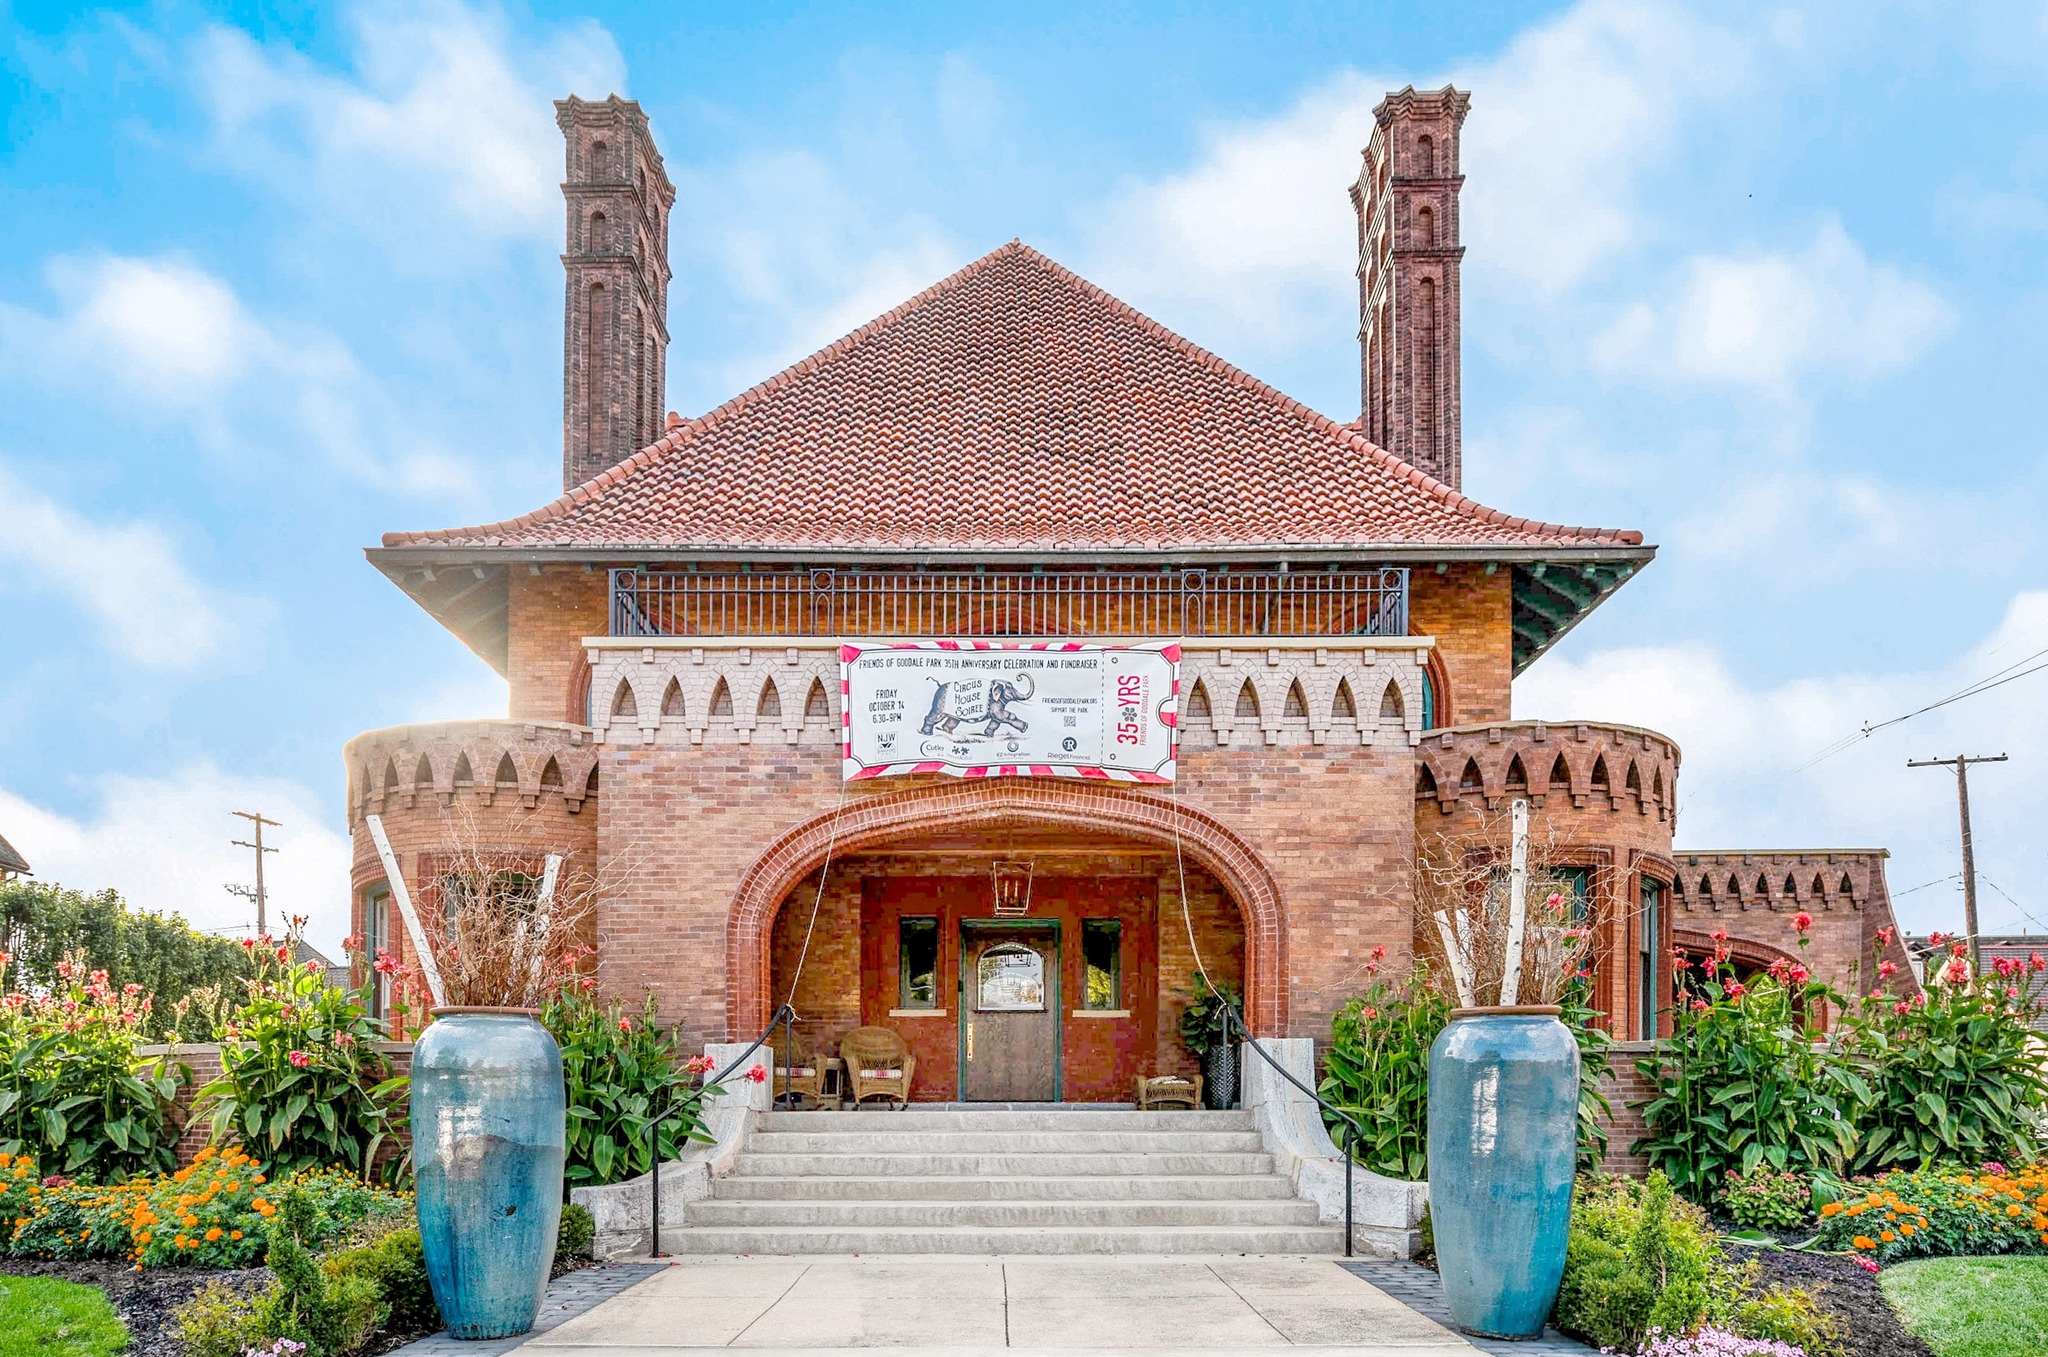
1080;0;1749;353
1593;220;1953;393
1458;0;1748;297
669;148;966;407
195;0;625;246
1516;591;2048;934
0;253;480;500
0;765;354;954
0;463;258;669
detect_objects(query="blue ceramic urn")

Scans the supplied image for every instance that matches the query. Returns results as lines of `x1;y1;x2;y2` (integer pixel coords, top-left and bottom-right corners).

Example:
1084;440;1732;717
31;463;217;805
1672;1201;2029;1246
412;1008;567;1340
1426;1006;1579;1340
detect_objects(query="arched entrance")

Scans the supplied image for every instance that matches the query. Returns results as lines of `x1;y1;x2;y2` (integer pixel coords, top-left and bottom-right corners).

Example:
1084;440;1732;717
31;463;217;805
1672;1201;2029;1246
726;780;1286;1100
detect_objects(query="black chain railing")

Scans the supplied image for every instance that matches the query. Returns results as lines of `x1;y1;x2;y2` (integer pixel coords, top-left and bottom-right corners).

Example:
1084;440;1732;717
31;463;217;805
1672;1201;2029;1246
1219;1005;1368;1258
644;1003;797;1258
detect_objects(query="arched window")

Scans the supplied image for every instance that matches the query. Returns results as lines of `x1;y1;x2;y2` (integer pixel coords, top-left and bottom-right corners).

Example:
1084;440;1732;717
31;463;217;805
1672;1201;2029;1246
1417;205;1435;247
1419;665;1437;731
1417;134;1435;176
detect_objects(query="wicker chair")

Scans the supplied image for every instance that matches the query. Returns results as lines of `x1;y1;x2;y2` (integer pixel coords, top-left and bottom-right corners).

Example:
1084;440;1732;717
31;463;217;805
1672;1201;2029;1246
1134;1072;1203;1110
773;1033;828;1110
841;1026;917;1109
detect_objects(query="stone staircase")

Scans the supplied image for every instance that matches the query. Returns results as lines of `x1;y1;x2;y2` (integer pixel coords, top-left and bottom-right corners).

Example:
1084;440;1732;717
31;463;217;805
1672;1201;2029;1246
659;1106;1344;1255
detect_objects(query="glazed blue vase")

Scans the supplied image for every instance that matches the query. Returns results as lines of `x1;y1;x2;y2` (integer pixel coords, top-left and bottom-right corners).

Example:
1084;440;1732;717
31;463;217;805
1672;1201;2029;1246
412;1008;566;1340
1427;1006;1579;1340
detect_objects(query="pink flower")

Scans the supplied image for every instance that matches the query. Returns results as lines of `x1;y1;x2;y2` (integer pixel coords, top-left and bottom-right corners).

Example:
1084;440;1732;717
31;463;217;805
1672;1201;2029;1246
373;950;401;975
1690;999;1710;1014
684;1054;716;1075
1791;913;1812;933
1855;1256;1879;1273
1788;964;1810;986
1876;925;1896;946
1358;1005;1378;1020
287;1050;311;1068
618;1017;633;1033
1878;960;1898;979
1710;928;1730;944
743;1065;768;1084
1929;930;1948;945
1941;956;1970;986
276;946;291;963
1894;1001;1912;1016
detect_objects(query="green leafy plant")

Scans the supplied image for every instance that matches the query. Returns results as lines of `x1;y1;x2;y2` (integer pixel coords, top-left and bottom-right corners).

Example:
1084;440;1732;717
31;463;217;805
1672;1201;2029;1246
324;1224;438;1335
0;953;183;1179
1840;941;2048;1174
544;987;720;1188
197;924;404;1181
1178;975;1243;1057
1635;924;1860;1201
1720;1165;1813;1231
1556;1172;1837;1355
1561;977;1617;1173
1318;962;1446;1180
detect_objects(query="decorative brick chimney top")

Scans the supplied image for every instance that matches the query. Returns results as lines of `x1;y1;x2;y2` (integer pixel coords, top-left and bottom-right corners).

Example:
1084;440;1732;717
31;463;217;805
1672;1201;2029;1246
1351;85;1469;491
557;95;677;492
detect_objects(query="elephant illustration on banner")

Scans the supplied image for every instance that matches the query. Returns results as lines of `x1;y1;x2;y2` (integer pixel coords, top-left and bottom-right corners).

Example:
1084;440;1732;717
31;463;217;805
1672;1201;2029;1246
920;672;1036;739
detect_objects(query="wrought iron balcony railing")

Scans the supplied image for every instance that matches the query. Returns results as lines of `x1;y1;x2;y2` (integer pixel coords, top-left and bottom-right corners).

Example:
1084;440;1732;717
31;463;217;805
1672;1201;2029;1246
608;567;1409;640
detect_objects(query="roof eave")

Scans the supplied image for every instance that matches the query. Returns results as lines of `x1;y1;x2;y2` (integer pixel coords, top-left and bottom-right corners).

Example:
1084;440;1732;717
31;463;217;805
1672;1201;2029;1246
367;541;1655;569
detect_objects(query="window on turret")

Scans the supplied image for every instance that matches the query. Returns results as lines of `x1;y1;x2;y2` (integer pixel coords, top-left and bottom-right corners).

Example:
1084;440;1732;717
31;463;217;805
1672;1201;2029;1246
1639;877;1662;1038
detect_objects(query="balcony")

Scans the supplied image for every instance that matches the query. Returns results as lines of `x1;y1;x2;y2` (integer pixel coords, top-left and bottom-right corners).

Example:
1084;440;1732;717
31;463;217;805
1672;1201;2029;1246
607;566;1409;640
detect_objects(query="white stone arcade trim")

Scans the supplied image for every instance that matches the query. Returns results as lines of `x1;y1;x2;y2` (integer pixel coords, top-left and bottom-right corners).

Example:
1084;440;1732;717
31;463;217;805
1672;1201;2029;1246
579;636;1435;751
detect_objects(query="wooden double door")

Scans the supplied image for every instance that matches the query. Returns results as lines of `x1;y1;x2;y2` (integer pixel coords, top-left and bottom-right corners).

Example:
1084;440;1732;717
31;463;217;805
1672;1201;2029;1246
859;874;1157;1103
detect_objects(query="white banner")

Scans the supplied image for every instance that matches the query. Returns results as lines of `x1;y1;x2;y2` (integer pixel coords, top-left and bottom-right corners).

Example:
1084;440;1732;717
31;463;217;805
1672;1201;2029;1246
840;640;1179;783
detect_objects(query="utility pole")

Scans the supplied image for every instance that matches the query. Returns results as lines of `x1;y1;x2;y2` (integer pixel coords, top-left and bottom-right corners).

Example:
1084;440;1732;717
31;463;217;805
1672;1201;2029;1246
1908;755;2007;975
229;811;281;937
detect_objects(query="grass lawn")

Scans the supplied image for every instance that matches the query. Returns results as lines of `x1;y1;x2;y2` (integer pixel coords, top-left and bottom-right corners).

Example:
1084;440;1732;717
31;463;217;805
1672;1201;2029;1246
0;1274;129;1357
1880;1256;2048;1357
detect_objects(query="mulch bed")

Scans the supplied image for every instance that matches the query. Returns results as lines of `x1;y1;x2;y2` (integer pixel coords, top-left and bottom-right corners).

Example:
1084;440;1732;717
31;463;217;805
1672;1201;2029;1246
1729;1243;1935;1357
1;1257;268;1357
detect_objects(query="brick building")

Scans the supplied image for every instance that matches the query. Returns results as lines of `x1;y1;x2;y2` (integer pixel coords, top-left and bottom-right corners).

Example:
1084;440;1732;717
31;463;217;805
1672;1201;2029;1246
344;89;1909;1100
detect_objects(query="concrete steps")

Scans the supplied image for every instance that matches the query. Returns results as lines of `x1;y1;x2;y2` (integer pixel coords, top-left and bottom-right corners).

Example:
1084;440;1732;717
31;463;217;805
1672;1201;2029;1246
664;1107;1340;1256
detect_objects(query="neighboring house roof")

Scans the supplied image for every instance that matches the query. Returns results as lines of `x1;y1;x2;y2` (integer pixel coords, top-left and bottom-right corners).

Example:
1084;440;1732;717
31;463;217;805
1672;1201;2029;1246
0;830;29;877
384;243;1642;557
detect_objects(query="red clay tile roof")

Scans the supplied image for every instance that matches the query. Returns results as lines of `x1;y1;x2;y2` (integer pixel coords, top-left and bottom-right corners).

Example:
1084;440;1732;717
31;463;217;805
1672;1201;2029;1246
385;242;1642;554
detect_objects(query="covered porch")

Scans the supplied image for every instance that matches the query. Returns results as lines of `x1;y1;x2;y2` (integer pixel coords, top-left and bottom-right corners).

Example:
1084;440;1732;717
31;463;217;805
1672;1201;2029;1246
765;827;1247;1106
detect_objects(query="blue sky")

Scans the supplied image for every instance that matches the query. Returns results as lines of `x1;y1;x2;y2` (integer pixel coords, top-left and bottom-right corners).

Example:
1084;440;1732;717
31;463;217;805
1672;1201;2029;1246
2;0;2045;953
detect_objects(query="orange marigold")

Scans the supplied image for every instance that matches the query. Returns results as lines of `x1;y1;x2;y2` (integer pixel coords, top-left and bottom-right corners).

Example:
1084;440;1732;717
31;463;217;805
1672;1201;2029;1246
1820;1202;1843;1217
1853;1235;1877;1250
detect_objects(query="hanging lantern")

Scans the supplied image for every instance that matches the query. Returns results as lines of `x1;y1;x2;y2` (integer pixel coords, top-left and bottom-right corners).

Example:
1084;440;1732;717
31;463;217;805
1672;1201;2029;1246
991;860;1035;917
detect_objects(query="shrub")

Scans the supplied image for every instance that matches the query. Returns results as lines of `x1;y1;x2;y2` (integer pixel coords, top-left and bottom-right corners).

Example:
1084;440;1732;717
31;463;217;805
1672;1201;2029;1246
177;1216;434;1357
0;880;253;1041
197;926;403;1181
1840;954;2048;1175
325;1225;437;1334
558;1201;595;1259
1318;966;1444;1179
1720;1167;1812;1231
0;953;183;1179
544;988;717;1188
1555;1173;1836;1356
175;1281;267;1357
249;1189;385;1357
1815;1164;2048;1264
1635;927;1858;1201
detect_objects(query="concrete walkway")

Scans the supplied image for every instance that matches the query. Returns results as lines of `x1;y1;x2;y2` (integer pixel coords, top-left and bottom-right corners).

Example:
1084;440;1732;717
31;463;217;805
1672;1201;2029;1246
510;1255;1486;1356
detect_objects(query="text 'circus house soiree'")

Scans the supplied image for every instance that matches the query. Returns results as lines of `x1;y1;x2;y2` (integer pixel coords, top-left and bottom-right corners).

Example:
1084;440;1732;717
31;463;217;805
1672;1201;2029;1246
343;88;1914;1136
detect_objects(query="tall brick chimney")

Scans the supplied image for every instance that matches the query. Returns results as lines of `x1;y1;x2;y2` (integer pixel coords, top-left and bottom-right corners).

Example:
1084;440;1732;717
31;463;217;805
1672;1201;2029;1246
558;96;676;491
1352;86;1468;490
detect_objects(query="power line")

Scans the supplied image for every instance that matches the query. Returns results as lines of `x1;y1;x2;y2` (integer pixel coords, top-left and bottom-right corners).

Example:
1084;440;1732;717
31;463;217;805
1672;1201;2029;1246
1792;643;2048;773
1889;872;1962;900
1977;873;2048;935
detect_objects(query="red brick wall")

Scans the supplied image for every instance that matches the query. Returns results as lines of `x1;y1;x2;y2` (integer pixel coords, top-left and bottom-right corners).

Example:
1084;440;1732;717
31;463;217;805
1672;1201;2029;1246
1670;851;1916;1009
508;568;608;722
1593;1039;1657;1176
1409;565;1511;725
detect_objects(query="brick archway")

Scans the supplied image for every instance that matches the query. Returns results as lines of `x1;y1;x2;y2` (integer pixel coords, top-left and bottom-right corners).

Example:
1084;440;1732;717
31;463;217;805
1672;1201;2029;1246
727;779;1287;1037
1674;927;1799;976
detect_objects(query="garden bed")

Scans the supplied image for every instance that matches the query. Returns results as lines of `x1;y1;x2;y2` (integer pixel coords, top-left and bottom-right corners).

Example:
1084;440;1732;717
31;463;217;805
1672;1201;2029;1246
0;1258;266;1357
1731;1244;1934;1357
